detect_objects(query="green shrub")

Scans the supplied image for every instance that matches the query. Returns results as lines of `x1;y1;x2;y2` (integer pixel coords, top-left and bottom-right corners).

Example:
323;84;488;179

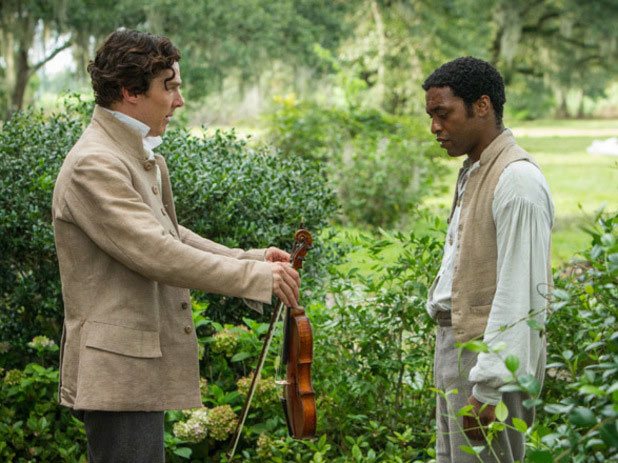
0;108;83;367
265;96;445;228
0;341;87;462
525;211;618;462
0;102;338;368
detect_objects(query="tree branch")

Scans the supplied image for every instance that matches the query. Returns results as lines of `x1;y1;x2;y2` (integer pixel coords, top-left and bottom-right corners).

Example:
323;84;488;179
30;39;73;75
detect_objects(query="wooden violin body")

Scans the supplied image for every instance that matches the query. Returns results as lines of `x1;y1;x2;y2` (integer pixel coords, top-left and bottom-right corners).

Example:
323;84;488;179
282;307;316;438
281;229;316;438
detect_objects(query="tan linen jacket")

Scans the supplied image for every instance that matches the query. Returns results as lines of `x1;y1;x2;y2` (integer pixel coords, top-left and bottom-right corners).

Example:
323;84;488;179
52;106;273;411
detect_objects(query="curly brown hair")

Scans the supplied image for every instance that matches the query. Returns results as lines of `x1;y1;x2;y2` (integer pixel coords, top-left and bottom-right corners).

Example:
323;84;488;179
88;29;181;108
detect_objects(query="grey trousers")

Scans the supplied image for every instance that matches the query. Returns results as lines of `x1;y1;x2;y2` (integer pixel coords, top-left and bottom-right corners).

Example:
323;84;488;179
434;326;545;463
73;410;165;463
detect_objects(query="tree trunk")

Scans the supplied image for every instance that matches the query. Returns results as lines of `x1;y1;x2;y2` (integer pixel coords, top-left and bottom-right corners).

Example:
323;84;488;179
370;0;386;109
10;45;31;115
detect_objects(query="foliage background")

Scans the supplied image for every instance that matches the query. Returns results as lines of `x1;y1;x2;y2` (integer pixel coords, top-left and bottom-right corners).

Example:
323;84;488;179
1;0;617;461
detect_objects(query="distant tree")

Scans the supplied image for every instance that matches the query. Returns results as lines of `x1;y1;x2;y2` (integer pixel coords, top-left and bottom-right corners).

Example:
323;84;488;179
0;0;143;117
141;0;355;100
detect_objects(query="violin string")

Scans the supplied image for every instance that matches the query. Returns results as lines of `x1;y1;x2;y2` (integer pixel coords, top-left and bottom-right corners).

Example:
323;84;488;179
274;307;286;385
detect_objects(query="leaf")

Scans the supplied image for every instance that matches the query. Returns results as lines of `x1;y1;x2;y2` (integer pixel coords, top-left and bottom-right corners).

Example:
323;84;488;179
459;340;489;353
456;404;474;417
526;319;544;331
578;385;605;397
512;417;528;433
460;445;481;456
544;403;572;414
231;351;252;362
552;288;570;300
173;447;192;459
528;449;553;463
495;401;508;422
569;406;597;427
351;444;362;460
599;422;618;448
518;374;541;396
505;355;520;373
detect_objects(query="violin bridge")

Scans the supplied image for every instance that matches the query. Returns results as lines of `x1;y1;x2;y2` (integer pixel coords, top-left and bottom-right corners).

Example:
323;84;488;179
275;379;290;386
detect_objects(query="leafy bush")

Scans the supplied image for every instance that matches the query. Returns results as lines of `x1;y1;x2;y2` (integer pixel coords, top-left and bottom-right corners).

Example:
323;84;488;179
0;339;86;462
0;108;83;367
0;101;338;368
524;211;618;462
265;96;445;229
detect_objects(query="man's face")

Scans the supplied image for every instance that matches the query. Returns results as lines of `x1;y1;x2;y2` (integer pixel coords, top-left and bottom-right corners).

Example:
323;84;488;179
425;86;482;159
134;61;184;137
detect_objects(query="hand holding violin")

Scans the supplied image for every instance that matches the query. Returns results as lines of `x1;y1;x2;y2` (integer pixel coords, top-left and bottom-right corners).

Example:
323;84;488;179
270;261;300;309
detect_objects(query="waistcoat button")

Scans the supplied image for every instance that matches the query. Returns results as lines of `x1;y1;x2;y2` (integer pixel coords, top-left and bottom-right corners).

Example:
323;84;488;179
184;326;192;334
181;302;189;310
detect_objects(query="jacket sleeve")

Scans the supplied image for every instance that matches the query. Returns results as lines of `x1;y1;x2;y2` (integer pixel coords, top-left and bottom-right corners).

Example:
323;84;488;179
62;153;272;303
178;225;266;261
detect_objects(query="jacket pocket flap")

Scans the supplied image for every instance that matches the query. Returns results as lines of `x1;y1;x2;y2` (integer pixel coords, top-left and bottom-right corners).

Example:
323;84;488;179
84;321;162;358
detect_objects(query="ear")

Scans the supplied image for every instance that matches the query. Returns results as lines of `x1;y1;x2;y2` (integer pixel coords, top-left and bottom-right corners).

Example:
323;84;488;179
121;87;140;105
474;95;492;118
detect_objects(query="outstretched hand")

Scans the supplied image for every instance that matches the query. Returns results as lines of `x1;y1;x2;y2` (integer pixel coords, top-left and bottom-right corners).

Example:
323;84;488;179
463;395;496;441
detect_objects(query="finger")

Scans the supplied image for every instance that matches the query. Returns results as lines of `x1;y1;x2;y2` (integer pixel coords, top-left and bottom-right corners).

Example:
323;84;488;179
279;265;300;300
284;265;301;288
272;248;291;262
278;279;298;309
273;286;292;308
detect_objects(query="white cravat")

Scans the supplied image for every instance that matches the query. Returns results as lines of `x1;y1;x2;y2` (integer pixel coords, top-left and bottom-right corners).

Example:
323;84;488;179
101;107;162;189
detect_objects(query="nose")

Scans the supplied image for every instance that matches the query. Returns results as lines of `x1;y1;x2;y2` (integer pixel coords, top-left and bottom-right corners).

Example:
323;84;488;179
430;117;441;135
175;91;184;108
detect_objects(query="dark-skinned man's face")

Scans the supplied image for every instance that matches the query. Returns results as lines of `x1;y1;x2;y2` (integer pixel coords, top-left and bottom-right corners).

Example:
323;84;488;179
425;86;484;160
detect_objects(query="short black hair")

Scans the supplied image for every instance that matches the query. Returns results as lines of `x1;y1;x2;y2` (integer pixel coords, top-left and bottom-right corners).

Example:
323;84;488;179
422;57;505;126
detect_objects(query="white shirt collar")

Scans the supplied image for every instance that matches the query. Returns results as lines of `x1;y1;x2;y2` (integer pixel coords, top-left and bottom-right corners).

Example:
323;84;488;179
101;107;163;156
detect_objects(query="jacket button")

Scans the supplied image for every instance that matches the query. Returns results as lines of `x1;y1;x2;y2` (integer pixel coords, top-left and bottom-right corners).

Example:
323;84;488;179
143;162;153;171
152;185;159;195
184;326;192;334
181;302;189;310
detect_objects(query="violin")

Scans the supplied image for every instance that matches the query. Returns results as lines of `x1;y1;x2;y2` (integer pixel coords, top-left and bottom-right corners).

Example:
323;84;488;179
227;228;316;459
281;228;316;438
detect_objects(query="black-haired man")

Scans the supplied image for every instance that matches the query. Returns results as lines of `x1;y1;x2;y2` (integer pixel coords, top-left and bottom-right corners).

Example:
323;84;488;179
424;57;553;462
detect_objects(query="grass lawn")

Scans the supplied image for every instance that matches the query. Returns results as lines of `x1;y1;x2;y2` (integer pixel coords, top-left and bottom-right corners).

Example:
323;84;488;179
338;120;618;272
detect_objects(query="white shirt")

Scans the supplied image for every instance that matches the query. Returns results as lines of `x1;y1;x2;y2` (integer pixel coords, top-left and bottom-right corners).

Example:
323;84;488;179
427;160;554;404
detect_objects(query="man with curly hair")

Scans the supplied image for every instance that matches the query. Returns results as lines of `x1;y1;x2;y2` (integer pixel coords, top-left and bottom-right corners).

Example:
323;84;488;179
52;29;300;462
423;57;554;462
